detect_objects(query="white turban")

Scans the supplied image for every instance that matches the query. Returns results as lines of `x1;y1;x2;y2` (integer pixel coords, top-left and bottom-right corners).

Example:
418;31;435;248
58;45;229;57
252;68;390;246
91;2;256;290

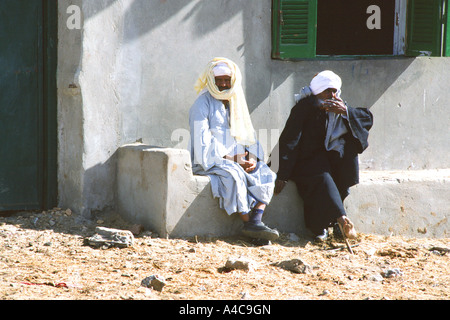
213;63;232;77
310;70;342;95
194;57;256;146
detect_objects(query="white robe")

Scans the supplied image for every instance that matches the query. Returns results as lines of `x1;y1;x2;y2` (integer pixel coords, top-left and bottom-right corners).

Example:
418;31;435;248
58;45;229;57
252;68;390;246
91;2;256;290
189;91;276;215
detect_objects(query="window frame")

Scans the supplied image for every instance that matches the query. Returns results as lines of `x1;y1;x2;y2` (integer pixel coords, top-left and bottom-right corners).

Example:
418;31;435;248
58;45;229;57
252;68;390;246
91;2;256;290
272;0;449;60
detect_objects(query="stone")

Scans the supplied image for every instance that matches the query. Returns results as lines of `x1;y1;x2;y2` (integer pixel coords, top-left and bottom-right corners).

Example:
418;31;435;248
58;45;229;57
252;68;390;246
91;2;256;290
368;274;384;282
288;233;300;242
319;289;330;296
273;258;312;274
240;292;251;300
382;268;403;278
364;248;377;257
224;256;255;272
86;226;134;248
129;224;144;236
141;275;166;292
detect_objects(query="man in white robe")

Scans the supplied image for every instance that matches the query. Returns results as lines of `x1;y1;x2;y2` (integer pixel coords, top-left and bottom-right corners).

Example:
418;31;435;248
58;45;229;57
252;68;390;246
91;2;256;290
188;57;279;241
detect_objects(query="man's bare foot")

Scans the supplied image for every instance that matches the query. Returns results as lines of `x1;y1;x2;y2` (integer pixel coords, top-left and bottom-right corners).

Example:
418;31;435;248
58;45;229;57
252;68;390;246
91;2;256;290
337;216;357;239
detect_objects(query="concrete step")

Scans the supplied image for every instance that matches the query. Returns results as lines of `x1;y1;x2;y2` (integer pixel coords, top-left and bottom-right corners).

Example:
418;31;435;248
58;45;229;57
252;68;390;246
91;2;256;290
116;144;449;239
344;170;449;238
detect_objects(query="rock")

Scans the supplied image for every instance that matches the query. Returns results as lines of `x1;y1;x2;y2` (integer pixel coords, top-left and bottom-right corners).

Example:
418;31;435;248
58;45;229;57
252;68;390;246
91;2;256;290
86;226;134;248
129;224;144;236
382;268;403;278
417;227;427;234
240;292;251;300
368;274;384;282
141;275;166;292
319;289;330;296
288;233;300;242
224;256;255;272
273;258;312;274
429;246;449;256
364;248;377;257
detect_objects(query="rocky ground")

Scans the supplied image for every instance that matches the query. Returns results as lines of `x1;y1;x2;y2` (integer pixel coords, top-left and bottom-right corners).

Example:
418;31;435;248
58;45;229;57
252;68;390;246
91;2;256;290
0;208;448;301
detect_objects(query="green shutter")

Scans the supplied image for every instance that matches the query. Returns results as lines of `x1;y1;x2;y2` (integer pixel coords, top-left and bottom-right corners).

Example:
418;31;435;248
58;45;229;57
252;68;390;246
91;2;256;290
406;0;443;56
272;0;317;59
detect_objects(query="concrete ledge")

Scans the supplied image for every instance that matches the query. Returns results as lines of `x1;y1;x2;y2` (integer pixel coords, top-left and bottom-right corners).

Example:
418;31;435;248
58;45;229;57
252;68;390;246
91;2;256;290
345;170;449;238
117;143;242;238
116;144;449;239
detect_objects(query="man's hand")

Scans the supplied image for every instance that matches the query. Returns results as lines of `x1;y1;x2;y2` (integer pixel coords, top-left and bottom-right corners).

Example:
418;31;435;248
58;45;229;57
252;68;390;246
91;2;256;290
237;152;257;173
323;97;347;115
225;152;257;173
274;179;287;195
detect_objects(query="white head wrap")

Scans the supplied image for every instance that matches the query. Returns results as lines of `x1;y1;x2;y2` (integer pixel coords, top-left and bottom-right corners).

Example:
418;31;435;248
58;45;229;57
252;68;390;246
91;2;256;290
213;63;232;77
310;70;342;96
194;57;256;146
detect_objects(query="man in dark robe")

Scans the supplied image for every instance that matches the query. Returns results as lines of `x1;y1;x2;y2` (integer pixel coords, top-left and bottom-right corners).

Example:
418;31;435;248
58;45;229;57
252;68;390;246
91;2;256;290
272;71;373;242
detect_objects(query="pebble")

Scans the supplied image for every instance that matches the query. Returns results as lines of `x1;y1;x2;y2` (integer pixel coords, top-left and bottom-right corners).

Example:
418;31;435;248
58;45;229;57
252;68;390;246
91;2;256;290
319;289;330;296
224;256;255;272
288;233;300;242
141;275;166;292
273;258;312;274
129;224;144;236
382;268;403;278
369;274;384;282
364;248;377;257
240;292;252;300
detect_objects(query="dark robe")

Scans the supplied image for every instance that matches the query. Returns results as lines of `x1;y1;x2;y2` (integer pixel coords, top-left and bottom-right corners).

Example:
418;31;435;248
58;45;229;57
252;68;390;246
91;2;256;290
274;95;373;234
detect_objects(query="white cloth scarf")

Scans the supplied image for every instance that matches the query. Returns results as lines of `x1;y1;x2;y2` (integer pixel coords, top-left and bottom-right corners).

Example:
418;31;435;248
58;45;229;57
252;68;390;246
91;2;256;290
194;57;256;146
295;70;348;157
310;70;342;96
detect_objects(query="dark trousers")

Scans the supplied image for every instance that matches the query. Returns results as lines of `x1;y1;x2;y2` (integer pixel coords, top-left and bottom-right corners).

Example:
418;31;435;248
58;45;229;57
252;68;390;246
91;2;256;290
292;150;352;235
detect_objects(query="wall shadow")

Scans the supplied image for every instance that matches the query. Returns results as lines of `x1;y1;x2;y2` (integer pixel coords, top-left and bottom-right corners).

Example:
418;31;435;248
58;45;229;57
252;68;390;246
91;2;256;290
81;0;415;114
169;178;311;247
168;181;243;239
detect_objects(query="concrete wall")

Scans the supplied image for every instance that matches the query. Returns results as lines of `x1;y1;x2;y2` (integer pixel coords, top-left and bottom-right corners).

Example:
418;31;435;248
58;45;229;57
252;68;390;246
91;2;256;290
57;0;450;217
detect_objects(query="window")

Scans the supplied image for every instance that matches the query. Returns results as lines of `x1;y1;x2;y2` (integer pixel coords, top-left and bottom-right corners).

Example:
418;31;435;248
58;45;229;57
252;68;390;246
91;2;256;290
271;0;450;59
316;0;395;55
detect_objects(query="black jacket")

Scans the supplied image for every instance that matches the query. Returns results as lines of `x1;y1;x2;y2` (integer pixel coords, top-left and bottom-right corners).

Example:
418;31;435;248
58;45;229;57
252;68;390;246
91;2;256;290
274;96;373;188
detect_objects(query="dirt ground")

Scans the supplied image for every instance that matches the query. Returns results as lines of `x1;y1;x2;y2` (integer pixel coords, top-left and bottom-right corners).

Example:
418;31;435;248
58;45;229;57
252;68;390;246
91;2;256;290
0;208;448;301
